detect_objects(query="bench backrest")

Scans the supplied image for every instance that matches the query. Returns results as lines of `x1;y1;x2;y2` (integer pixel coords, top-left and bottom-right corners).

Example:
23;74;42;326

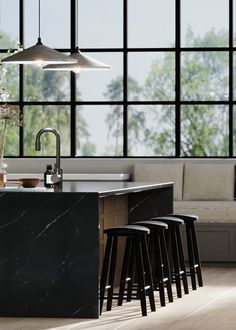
133;162;235;201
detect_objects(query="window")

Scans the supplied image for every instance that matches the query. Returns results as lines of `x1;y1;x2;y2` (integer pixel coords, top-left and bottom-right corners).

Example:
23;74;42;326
0;0;235;158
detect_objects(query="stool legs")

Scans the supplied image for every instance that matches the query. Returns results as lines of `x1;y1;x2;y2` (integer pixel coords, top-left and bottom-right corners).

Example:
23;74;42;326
101;231;155;316
119;236;155;316
152;231;166;306
140;236;156;312
168;214;203;289
127;242;135;302
189;223;203;287
118;238;132;306
100;236;112;314
170;226;182;298
135;238;147;316
186;222;197;290
176;227;189;295
107;236;118;311
159;230;173;303
166;225;189;298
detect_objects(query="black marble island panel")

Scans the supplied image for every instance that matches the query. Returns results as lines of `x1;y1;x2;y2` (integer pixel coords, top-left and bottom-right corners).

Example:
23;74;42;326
0;181;173;318
0;192;99;318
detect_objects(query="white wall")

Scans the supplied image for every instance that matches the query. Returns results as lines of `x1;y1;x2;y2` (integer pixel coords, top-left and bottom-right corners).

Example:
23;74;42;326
5;158;236;180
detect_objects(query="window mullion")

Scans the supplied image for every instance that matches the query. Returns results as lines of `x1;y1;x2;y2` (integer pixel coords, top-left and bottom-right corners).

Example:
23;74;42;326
175;0;181;157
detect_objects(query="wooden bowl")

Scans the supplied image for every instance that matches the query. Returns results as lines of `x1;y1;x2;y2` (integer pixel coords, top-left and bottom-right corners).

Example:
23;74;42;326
20;178;40;188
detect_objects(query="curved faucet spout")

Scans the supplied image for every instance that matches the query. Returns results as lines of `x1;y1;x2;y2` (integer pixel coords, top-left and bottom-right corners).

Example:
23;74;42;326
35;127;61;179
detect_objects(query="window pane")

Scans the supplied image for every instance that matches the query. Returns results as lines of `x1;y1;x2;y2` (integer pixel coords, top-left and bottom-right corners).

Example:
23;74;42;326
24;0;70;48
233;106;236;155
128;0;175;48
0;0;19;49
78;0;123;48
76;53;123;101
181;52;229;101
76;105;123;156
181;0;228;47
0;54;19;101
24;66;70;101
24;106;70;156
233;52;236;100
128;105;175;156
234;1;236;46
128;52;175;101
0;124;19;157
181;105;229;156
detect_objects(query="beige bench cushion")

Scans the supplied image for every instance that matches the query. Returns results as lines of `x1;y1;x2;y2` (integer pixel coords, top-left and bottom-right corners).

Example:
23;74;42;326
174;201;236;223
183;164;234;201
133;163;184;201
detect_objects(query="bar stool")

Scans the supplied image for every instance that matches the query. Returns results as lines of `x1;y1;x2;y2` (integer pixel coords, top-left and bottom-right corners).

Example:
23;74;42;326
167;213;203;290
151;216;189;298
129;220;173;307
100;225;156;316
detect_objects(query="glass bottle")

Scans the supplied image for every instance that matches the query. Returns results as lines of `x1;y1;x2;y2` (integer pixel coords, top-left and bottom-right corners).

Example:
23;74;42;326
44;164;54;188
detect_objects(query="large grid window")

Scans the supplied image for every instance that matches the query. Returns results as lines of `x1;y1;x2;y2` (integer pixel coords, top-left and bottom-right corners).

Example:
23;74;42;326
0;0;235;157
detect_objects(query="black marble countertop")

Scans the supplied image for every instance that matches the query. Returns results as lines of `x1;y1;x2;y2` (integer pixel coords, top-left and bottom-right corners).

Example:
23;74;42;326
61;181;173;197
0;181;173;197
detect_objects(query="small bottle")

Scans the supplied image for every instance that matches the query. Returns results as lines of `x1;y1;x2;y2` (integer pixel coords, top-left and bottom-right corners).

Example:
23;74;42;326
44;164;54;188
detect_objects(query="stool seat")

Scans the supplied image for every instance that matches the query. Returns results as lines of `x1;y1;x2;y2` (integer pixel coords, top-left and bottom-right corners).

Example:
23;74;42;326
132;220;168;230
104;225;150;236
167;214;198;223
152;216;184;226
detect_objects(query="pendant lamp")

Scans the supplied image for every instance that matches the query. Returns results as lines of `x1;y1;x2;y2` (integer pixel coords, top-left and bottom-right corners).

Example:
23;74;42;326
43;0;111;72
1;0;77;66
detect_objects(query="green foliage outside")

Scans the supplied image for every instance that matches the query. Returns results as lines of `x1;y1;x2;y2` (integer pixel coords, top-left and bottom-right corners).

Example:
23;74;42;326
106;28;230;156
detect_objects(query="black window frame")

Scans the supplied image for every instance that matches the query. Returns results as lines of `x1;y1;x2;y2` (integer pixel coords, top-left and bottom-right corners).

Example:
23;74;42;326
0;0;235;158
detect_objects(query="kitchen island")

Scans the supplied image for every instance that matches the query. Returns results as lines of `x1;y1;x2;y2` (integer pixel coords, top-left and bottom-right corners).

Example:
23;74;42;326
0;181;173;318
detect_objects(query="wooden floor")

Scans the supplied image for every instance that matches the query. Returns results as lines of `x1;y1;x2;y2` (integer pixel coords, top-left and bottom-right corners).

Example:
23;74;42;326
1;266;236;330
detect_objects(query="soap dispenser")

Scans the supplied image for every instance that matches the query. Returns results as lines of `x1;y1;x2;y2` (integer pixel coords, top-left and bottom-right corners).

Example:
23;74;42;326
44;164;54;188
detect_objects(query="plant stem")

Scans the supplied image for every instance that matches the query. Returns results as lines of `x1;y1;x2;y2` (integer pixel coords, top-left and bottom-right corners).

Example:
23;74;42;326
0;119;7;163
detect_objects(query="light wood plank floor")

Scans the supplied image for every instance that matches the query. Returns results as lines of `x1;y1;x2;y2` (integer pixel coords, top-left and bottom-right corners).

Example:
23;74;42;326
1;266;236;330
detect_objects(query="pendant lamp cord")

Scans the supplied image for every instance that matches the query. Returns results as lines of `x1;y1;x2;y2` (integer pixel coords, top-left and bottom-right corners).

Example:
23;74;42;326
38;0;41;38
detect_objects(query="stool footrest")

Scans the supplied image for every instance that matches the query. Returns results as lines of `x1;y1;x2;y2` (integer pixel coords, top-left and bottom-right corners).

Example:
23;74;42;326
102;295;150;300
144;285;150;290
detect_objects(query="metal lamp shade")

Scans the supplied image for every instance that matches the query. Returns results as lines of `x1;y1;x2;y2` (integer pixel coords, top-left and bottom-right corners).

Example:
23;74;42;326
1;38;77;65
43;47;112;72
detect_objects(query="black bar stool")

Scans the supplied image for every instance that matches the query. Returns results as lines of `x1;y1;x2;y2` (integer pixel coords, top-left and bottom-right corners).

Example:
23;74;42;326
100;225;156;316
130;220;173;307
151;216;189;298
167;213;203;290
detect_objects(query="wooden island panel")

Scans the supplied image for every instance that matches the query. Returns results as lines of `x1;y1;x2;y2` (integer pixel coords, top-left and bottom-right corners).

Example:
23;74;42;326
99;195;128;278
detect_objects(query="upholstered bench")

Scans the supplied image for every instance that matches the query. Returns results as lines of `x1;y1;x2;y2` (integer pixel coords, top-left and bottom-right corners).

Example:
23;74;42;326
133;162;236;262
